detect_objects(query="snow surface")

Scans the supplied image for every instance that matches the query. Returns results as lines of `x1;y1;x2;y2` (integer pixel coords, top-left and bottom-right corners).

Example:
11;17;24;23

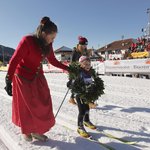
0;72;150;150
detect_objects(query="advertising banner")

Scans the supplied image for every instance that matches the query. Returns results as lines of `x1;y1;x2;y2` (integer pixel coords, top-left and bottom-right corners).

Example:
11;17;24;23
105;59;150;73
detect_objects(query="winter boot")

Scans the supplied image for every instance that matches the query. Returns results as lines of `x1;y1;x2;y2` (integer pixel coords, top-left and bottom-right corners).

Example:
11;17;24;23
23;134;33;142
31;133;48;142
89;102;98;109
77;126;90;138
83;121;96;129
69;98;76;105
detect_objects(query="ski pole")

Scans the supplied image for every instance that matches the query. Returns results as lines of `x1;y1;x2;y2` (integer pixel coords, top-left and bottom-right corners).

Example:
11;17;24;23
55;88;70;118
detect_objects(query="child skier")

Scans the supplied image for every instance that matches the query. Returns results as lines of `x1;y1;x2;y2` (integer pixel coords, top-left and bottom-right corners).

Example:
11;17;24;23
76;56;96;137
67;56;105;138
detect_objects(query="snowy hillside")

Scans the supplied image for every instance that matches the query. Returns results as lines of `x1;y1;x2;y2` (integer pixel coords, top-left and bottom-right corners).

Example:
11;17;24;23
0;72;150;150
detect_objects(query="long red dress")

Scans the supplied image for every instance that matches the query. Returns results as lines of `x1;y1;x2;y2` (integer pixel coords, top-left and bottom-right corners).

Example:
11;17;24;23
7;35;67;134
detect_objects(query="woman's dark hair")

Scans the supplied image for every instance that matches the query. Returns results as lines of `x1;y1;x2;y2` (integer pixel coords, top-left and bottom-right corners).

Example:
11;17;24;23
34;16;58;56
36;16;57;38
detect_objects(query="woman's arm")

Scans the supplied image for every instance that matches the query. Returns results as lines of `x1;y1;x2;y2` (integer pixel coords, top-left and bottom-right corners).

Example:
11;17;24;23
47;44;68;70
7;36;29;80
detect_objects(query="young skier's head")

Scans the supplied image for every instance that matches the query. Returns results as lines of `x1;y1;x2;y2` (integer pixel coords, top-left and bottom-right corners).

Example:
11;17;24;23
79;56;91;71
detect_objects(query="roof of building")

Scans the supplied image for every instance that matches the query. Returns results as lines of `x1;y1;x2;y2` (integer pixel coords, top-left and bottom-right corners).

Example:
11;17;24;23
97;38;136;52
55;46;73;53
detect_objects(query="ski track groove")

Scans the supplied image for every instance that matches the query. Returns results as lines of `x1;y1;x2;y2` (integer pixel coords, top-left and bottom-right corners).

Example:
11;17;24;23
0;72;150;149
0;88;150;129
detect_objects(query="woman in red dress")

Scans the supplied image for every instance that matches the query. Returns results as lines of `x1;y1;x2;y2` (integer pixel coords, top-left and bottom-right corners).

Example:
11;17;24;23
4;16;68;142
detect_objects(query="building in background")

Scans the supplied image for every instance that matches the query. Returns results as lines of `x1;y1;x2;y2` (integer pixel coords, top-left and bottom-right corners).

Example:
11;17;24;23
97;38;134;60
54;46;73;62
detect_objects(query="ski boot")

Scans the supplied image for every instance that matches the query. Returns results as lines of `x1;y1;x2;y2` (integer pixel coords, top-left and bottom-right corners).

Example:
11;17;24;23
89;102;98;109
77;126;90;138
83;121;96;129
23;134;33;142
31;133;48;142
69;98;76;105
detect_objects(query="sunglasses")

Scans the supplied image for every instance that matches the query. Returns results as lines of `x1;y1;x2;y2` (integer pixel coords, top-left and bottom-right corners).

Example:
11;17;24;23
80;44;87;46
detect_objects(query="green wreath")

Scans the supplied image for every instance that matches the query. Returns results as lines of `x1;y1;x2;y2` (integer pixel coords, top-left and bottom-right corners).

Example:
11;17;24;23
68;62;105;103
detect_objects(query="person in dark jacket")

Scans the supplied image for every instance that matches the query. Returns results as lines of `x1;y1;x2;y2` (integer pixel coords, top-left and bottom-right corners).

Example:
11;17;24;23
71;36;89;62
69;36;89;104
69;37;97;109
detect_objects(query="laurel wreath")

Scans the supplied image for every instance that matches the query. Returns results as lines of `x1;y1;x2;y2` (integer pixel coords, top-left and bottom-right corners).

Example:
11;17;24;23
68;62;105;103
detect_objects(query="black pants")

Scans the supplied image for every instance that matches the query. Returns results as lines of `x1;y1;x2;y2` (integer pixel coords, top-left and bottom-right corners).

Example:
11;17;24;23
76;95;90;127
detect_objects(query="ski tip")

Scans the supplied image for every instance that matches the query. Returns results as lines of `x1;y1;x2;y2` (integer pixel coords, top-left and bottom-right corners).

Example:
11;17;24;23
88;136;95;140
125;141;137;145
78;134;92;139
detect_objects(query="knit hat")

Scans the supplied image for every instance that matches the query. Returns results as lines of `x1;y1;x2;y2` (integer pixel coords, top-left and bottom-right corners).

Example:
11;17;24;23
79;56;90;63
78;36;88;45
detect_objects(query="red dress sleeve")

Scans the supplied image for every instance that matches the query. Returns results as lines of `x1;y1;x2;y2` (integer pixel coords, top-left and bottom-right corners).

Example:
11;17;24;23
47;44;68;70
7;36;29;80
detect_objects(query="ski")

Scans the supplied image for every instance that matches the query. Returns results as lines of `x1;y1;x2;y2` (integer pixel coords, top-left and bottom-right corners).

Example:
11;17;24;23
83;136;116;150
95;129;137;145
83;122;137;145
63;125;116;150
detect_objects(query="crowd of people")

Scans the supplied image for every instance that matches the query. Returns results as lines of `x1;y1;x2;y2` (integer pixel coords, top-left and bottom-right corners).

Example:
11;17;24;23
124;37;150;59
130;37;150;53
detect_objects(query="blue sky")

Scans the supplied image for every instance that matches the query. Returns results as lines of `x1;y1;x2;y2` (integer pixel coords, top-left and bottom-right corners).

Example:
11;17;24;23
0;0;149;50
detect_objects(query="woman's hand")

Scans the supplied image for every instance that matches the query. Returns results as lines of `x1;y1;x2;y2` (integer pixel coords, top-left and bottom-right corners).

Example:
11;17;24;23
4;75;12;96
